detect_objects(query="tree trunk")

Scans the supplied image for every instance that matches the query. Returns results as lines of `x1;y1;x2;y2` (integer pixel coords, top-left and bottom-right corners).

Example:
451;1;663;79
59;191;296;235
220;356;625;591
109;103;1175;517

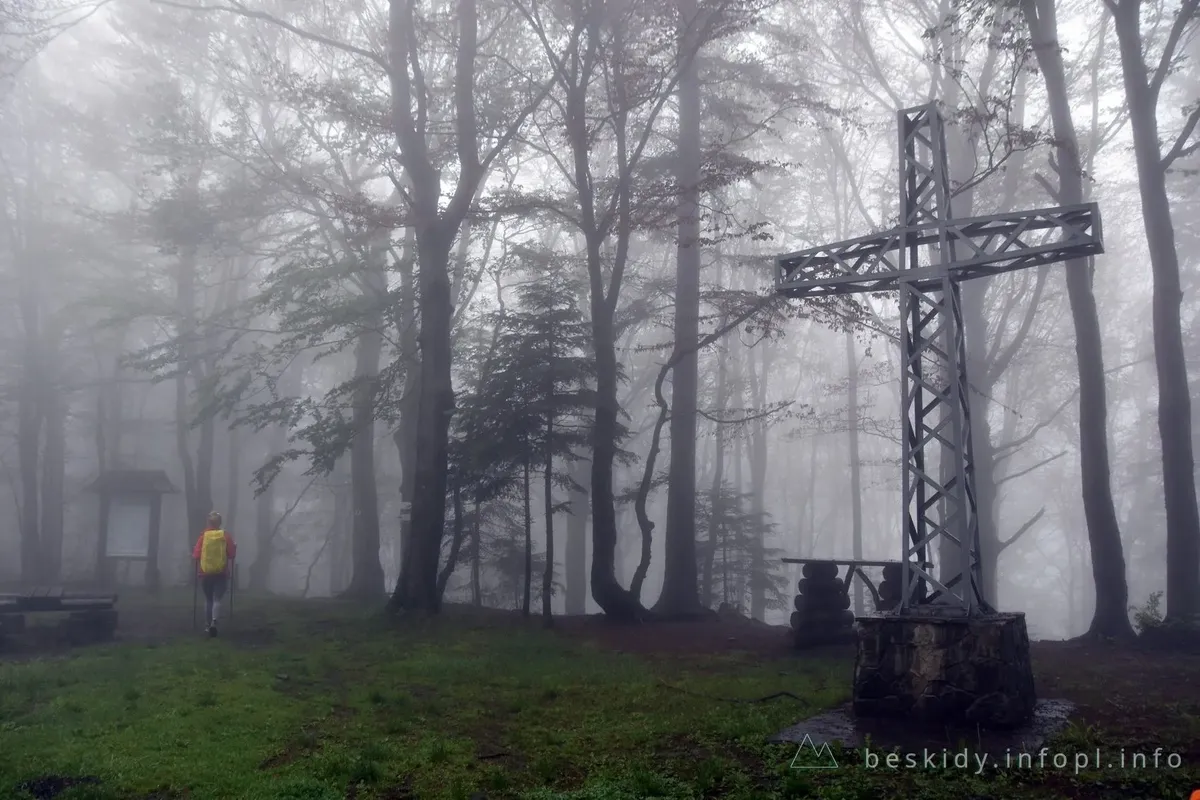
564;456;589;614
436;482;465;601
328;464;353;595
93;336;123;586
845;329;864;615
225;423;242;536
248;453;276;593
587;292;644;620
174;361;198;540
247;358;304;592
655;0;703;619
173;244;215;541
39;370;65;583
522;455;532;617
196;362;217;534
17;333;42;584
392;224;419;581
702;345;729;606
1026;0;1133;638
390;229;457;613
470;500;482;606
345;317;386;599
743;271;770;621
1107;0;1200;624
543;414;555;625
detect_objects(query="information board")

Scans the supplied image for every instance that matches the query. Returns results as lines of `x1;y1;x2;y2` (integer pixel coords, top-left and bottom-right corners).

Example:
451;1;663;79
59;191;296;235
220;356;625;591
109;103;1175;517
105;497;152;558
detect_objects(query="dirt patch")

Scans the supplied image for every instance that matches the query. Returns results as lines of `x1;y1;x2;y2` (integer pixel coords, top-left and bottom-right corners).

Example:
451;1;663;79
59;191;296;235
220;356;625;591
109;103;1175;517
15;774;101;800
554;613;796;660
370;781;418;800
259;728;322;771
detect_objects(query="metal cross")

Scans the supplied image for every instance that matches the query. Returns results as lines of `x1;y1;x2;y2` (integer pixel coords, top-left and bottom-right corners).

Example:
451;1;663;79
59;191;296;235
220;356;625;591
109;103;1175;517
775;104;1103;616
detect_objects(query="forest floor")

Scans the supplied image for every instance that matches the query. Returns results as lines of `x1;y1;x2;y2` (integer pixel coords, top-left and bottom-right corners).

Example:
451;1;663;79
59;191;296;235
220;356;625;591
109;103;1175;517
0;592;1198;800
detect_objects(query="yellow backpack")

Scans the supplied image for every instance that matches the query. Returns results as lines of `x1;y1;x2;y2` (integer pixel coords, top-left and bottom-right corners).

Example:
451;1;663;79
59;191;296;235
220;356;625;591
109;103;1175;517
199;530;228;575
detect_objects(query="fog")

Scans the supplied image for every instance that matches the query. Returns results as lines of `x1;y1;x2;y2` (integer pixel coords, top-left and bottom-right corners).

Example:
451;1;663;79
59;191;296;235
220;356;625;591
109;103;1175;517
0;0;1197;640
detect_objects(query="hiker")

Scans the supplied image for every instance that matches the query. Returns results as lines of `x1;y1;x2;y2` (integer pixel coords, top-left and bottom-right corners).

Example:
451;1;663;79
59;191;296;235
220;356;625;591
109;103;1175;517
192;511;236;637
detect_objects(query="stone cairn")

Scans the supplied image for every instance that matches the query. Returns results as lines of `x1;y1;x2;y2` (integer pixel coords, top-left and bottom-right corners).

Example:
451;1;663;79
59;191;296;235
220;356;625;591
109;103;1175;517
790;561;855;646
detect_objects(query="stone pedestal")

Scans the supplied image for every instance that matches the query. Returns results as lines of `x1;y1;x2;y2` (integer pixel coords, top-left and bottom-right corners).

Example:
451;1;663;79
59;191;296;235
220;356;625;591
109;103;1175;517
853;612;1035;729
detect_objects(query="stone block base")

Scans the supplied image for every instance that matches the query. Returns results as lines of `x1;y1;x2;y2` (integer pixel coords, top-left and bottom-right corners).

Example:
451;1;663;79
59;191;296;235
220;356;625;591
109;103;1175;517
852;612;1035;729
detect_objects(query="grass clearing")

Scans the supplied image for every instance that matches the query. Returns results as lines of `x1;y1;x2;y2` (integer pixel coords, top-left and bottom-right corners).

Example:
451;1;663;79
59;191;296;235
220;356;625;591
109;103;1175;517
0;597;1197;799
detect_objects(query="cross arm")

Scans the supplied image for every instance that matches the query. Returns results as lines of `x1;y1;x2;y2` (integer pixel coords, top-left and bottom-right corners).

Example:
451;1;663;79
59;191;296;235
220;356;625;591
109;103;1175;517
775;203;1103;299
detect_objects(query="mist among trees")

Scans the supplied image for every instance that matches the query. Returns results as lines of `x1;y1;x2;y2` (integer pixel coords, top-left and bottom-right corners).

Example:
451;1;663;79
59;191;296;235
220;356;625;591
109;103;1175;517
1;0;1198;641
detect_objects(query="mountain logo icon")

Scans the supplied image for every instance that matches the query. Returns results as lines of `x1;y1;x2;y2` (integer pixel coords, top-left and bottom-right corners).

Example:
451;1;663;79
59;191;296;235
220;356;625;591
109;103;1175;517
789;733;839;769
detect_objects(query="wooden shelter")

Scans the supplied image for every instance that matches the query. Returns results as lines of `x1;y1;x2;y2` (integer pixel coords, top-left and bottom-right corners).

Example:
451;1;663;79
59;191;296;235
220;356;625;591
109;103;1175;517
84;469;179;590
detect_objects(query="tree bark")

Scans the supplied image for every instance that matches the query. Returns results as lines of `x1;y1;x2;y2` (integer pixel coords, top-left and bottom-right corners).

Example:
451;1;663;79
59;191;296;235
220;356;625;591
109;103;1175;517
1106;0;1200;624
655;0;703;619
1026;0;1134;637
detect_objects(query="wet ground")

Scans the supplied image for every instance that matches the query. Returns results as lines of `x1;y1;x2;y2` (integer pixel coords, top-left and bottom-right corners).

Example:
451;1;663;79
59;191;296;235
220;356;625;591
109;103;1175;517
768;698;1076;757
4;591;1199;767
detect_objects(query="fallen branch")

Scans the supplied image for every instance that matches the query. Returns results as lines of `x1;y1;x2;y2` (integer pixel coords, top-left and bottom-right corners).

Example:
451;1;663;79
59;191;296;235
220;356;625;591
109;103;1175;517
657;680;805;704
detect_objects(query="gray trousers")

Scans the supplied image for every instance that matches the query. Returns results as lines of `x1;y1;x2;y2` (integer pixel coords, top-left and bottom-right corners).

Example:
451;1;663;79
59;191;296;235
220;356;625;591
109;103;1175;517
200;574;227;625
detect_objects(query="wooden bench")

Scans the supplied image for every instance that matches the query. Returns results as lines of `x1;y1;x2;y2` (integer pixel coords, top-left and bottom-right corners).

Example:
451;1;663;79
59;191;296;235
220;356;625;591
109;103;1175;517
0;587;119;646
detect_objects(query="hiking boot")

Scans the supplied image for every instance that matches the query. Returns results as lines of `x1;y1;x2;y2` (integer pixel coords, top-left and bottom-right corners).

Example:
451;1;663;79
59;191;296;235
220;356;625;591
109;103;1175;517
209;624;218;638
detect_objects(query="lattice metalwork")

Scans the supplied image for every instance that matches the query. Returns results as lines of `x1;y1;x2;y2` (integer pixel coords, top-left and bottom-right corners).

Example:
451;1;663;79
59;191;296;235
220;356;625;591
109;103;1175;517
775;103;1105;617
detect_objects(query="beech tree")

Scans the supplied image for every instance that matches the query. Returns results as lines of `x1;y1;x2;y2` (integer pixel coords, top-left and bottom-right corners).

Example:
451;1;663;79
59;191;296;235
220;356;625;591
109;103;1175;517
1103;0;1200;624
1022;0;1134;639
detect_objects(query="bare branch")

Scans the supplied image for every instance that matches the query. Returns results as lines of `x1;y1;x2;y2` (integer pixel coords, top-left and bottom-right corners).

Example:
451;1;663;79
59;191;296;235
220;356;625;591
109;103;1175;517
999;507;1045;552
1162;103;1200;169
697;403;792;425
151;0;390;73
1033;171;1063;203
1149;0;1200;101
996;450;1066;486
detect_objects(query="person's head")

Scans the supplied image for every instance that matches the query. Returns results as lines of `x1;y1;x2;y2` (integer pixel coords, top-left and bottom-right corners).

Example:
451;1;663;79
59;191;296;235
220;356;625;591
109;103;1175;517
207;511;222;530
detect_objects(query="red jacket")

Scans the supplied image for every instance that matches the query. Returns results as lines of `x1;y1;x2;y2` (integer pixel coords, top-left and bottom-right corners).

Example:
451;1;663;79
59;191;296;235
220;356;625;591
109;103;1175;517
192;529;237;577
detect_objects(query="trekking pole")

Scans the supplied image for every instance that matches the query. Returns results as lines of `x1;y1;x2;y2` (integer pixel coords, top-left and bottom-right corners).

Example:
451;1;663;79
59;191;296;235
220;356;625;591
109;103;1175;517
228;561;235;625
191;566;198;630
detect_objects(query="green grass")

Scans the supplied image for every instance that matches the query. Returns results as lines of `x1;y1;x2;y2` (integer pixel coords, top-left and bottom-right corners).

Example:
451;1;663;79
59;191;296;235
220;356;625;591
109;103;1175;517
0;599;1196;800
